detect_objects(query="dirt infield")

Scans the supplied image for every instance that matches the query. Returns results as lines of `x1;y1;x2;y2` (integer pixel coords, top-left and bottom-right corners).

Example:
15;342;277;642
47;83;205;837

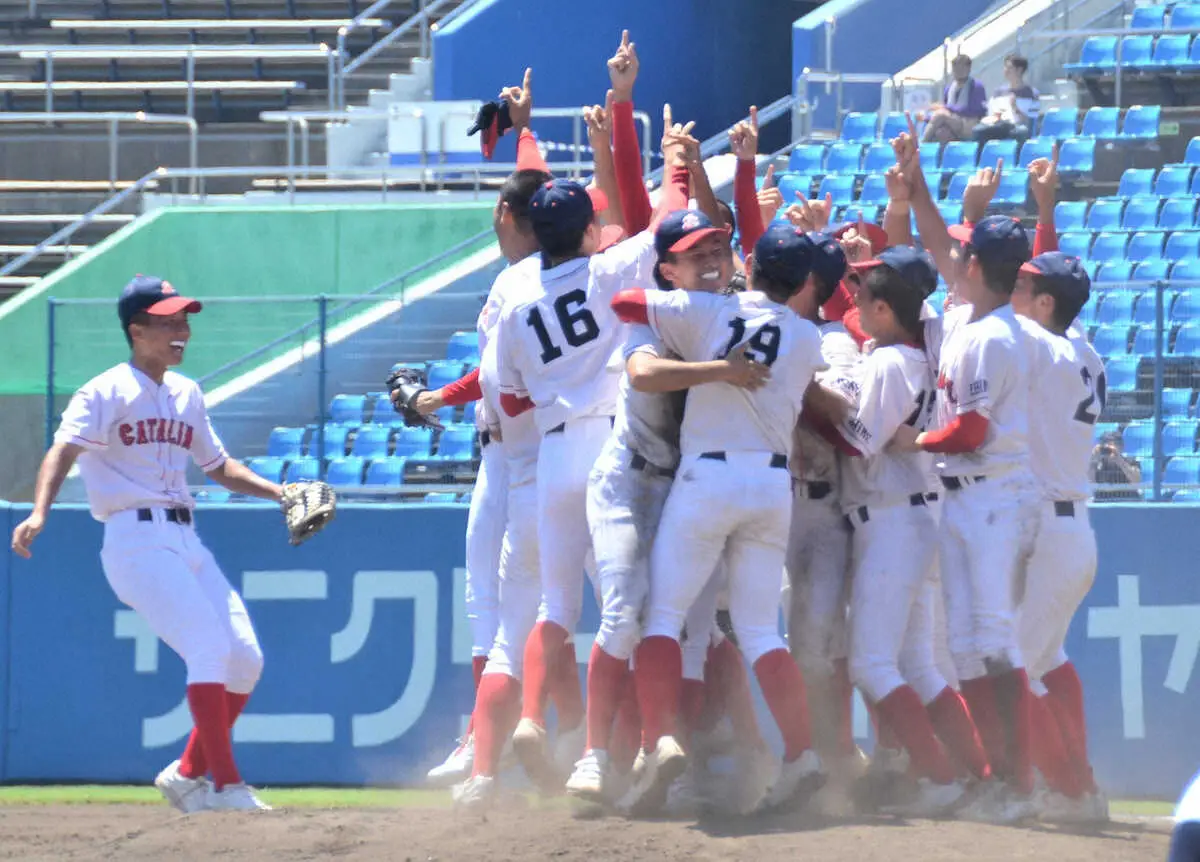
0;802;1172;861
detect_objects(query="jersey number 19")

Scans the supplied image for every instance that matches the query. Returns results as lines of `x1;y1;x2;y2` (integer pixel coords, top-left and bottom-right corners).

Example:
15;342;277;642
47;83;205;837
719;317;782;367
526;288;600;364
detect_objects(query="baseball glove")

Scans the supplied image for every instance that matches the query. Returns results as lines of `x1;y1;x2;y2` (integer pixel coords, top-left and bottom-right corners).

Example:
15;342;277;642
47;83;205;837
281;481;337;546
386;366;445;431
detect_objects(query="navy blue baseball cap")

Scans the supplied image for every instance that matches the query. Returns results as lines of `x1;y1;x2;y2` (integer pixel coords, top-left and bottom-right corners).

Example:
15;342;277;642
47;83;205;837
851;245;939;298
1020;251;1091;306
948;215;1030;265
655;209;729;257
118;274;201;331
808;231;848;288
528;179;595;249
753;223;816;290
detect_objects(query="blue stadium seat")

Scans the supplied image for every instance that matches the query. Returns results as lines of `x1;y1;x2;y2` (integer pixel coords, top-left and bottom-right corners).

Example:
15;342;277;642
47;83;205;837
1066;37;1117;73
993;171;1028;207
1058;231;1094;260
788;145;825;174
1175;3;1200;30
247;456;285;483
351;425;391;459
1086;199;1125;232
1119;35;1157;68
1132;324;1159;355
1123;421;1155;459
391;427;434;458
1077;298;1099;328
1107;355;1142;389
1174;292;1200;323
1132;4;1167;29
1132;288;1163;324
776;173;812;203
424;492;458;503
839;205;873;224
286;457;321;483
446;330;480;362
978;138;1017;170
840;112;878;142
1094;421;1120;444
1134;260;1171;285
1145;36;1191;71
818;174;856;206
370;393;398;425
462;400;476;425
434;405;455;426
1167;230;1200;261
1164;421;1199;457
365;457;406;486
1128;231;1166;262
1173;488;1200;501
1186;34;1200;68
1123;196;1161;230
1091;323;1131;353
1118;168;1156;198
311;424;349;459
1100;292;1138;325
881;112;909;141
1097;262;1134;284
1091;231;1131;264
825;143;864;174
1159;198;1196;231
1163;389;1195;418
919;142;942;172
1172;259;1200;286
329;394;365;425
1174;323;1200;355
940;141;978;173
1057;138;1096;175
326;456;366;487
1121;105;1163;141
1082;107;1120;138
1157;166;1195;197
426;360;464;392
1038;109;1080;140
1055;201;1089;232
266;427;305;459
1018;137;1055;168
857;174;889;206
436;424;476;459
944;171;972;201
1164;457;1200;488
937;201;963;226
1185;137;1200;166
862;143;896;174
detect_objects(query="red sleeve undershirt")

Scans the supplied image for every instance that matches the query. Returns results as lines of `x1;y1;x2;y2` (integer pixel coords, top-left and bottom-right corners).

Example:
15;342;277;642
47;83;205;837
843;306;869;348
649;163;690;233
437;367;482;406
1032;222;1057;256
919;410;989;453
821;280;854;324
516;128;549;174
611;100;653;235
500;392;534;417
803;409;862;456
611;288;649;324
735;158;765;261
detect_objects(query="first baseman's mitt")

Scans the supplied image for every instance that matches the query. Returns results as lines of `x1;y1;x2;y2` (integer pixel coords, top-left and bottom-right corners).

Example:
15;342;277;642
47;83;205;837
282;481;337;546
386;366;445;431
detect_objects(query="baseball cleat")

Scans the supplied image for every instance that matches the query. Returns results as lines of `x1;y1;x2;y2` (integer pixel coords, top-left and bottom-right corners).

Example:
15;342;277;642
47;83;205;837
729;743;778;815
511;718;562;793
957;781;1036;824
882;778;967;819
664;762;709;817
617;735;688;818
204;783;271;811
154;759;209;814
761;749;825;811
1038;788;1110;824
452;775;497;812
553;723;587;777
565;749;611;803
426;734;475;788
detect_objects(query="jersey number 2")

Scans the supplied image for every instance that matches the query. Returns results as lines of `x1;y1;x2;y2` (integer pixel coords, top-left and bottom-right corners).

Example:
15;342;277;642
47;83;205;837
719;317;782;367
1073;366;1107;426
526;288;600;364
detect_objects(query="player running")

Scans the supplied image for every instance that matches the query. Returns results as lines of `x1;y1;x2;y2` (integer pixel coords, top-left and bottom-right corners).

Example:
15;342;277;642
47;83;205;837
10;275;285;813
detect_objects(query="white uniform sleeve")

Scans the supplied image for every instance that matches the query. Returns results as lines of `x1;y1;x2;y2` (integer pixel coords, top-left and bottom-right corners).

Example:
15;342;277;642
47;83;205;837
816;329;859;382
839;353;914;457
191;394;228;472
493;305;529;397
644;289;723;362
54;382;112;450
589;230;657;301
622;324;661;359
951;328;1014;418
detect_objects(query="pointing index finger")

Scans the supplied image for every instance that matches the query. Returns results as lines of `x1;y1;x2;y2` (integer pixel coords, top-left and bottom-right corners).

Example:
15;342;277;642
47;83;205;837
522;67;532;95
620;29;630;49
749;105;759;133
663;102;672;131
905;111;918;141
763;163;776;189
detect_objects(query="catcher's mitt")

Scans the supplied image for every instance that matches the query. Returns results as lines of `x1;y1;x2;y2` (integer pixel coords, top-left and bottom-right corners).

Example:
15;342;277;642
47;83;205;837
386;366;445;431
282;481;337;546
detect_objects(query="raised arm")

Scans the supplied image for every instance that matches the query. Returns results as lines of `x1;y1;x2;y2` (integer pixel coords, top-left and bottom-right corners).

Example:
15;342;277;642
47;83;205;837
501;68;549;174
730;106;765;260
608;30;653;234
1029;144;1060;255
584;90;625;231
896;113;956;285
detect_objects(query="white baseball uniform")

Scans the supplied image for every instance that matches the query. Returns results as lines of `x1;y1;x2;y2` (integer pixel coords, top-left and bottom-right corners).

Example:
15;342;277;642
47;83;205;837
1017;322;1105;681
57;363;263;693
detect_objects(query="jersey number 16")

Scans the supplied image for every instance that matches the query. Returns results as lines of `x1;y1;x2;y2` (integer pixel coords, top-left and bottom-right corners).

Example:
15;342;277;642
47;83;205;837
526;288;601;364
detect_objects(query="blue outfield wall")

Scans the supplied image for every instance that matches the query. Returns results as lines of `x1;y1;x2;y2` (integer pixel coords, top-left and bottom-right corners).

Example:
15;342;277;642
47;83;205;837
0;501;1198;798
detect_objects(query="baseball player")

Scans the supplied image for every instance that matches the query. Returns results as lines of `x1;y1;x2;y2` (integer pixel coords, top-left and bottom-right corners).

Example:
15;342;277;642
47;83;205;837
610;223;832;815
1010;252;1107;821
10;275;282;812
564;208;768;804
890;215;1039;822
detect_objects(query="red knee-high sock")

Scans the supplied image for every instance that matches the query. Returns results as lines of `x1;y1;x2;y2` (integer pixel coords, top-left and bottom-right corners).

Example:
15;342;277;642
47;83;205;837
179;689;250;780
868;700;902;752
634;636;682;747
753;648;812;762
549;638;584;731
710;638;762;742
185;683;240;789
611;675;642;772
1043;662;1093;789
832;658;856;758
960;676;1007;779
993;668;1034;794
465;655;487;736
1029;694;1086;798
680;679;707;748
519;621;568;725
877;686;956;784
927;686;991;781
471;673;521;778
585;644;628;752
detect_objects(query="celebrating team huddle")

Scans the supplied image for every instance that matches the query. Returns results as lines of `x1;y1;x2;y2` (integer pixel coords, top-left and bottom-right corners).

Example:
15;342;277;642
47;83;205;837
416;30;1108;825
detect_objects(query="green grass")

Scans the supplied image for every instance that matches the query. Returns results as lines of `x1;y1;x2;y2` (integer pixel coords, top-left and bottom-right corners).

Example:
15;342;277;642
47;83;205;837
0;785;453;809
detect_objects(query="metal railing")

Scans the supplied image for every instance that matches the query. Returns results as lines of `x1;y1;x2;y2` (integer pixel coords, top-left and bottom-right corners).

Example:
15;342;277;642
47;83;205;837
969;0;1128;83
793;72;910;139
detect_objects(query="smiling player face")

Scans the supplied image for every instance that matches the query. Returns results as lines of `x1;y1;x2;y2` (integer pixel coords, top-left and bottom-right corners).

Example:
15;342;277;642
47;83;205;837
130;310;192;369
661;233;733;294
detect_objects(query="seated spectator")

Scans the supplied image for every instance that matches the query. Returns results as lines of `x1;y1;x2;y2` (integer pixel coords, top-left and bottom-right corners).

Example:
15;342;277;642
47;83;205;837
921;54;987;144
1089;431;1143;501
973;54;1038;143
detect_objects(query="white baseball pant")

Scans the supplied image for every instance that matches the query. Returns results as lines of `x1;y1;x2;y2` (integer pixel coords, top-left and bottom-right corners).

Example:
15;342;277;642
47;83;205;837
681;564;727;681
1017;500;1097;680
465;437;508;658
925;492;958;689
483;468;541;680
784;491;850;676
101;508;263;693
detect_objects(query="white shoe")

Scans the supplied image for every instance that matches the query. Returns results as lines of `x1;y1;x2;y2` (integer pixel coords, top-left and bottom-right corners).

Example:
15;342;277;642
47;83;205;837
426;735;475;788
512;718;560;793
883;778;967;818
617;735;688;817
729;744;778;815
958;781;1035;824
1088;789;1111;823
762;749;824;811
154;759;209;814
565;749;610;803
664;763;708;817
204;783;271;811
553;723;587;777
452;775;497;812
